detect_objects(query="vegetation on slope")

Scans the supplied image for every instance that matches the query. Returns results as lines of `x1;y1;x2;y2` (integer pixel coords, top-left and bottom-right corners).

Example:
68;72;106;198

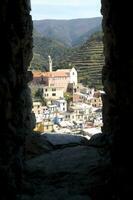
33;17;102;47
30;30;104;89
30;35;74;71
57;32;104;89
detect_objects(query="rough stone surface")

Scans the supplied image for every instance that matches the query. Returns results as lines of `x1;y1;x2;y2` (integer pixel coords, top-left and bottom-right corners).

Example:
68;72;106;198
0;1;33;199
42;133;89;146
25;132;91;160
1;0;133;199
101;0;133;198
21;141;111;200
25;133;54;160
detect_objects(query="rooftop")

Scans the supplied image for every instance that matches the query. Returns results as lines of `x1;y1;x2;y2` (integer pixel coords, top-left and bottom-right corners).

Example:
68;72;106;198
32;70;69;78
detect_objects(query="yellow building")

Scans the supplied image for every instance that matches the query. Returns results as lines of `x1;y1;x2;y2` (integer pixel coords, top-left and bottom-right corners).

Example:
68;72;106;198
34;121;44;132
43;86;64;100
34;120;54;133
43;121;54;132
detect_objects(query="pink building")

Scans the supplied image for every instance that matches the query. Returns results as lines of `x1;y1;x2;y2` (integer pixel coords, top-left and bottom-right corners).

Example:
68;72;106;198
31;71;44;85
31;56;78;93
42;71;69;91
32;71;70;92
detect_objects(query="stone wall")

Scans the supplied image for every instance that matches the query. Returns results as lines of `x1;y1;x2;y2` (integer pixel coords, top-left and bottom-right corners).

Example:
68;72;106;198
0;1;33;199
101;0;133;198
0;0;133;199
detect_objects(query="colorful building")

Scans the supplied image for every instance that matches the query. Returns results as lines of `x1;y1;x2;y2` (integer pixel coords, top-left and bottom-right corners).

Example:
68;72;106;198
31;56;78;94
53;99;67;112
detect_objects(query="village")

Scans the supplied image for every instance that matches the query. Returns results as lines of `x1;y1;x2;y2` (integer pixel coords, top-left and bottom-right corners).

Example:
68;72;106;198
29;55;104;139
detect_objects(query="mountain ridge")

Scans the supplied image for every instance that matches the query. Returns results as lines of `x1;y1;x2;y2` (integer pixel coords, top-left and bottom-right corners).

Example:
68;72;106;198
31;18;104;89
33;17;102;47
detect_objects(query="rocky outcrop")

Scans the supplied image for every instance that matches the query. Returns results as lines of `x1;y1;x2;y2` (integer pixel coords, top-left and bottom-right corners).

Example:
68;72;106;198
22;133;112;200
25;132;90;159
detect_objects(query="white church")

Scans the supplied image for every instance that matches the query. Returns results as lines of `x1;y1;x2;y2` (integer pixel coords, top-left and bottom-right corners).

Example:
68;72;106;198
48;55;78;86
32;55;78;100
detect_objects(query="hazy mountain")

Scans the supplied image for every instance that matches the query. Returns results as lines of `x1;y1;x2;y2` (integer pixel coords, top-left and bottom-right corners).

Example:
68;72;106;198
33;17;102;47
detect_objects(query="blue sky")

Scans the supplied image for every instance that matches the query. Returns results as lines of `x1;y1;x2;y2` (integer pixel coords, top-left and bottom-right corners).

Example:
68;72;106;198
31;0;101;20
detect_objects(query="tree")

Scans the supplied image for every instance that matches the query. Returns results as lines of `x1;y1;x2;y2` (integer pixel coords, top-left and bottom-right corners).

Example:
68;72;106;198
64;92;73;110
34;88;47;106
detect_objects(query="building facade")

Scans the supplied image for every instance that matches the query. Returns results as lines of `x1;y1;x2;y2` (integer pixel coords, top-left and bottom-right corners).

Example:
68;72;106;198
53;99;67;112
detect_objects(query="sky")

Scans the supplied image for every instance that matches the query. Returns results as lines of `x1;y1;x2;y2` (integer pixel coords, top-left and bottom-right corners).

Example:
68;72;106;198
31;0;102;20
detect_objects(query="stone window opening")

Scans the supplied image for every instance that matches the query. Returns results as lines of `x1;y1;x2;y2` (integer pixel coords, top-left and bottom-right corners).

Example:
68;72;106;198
1;0;132;200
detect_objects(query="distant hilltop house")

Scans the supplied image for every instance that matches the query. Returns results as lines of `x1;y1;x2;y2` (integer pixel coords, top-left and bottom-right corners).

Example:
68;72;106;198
31;55;78;100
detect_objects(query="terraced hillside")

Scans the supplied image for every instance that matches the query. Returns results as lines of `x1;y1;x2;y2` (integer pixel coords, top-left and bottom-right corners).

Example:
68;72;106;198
65;32;104;89
31;30;104;89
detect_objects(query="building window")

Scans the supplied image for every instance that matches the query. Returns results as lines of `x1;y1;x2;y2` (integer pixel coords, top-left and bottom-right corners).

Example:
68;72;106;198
52;93;56;96
52;88;56;91
45;89;47;92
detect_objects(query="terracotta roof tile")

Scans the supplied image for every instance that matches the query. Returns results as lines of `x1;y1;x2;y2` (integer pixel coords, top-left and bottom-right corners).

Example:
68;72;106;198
32;71;42;77
43;71;68;77
32;70;69;78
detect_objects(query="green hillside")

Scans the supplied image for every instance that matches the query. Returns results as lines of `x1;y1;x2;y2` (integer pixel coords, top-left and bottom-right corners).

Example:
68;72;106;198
30;31;104;89
59;32;104;89
30;36;73;70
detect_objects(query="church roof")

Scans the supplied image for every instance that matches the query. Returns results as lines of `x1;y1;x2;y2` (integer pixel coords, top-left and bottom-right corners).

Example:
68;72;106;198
43;71;68;77
57;69;71;72
32;70;69;78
